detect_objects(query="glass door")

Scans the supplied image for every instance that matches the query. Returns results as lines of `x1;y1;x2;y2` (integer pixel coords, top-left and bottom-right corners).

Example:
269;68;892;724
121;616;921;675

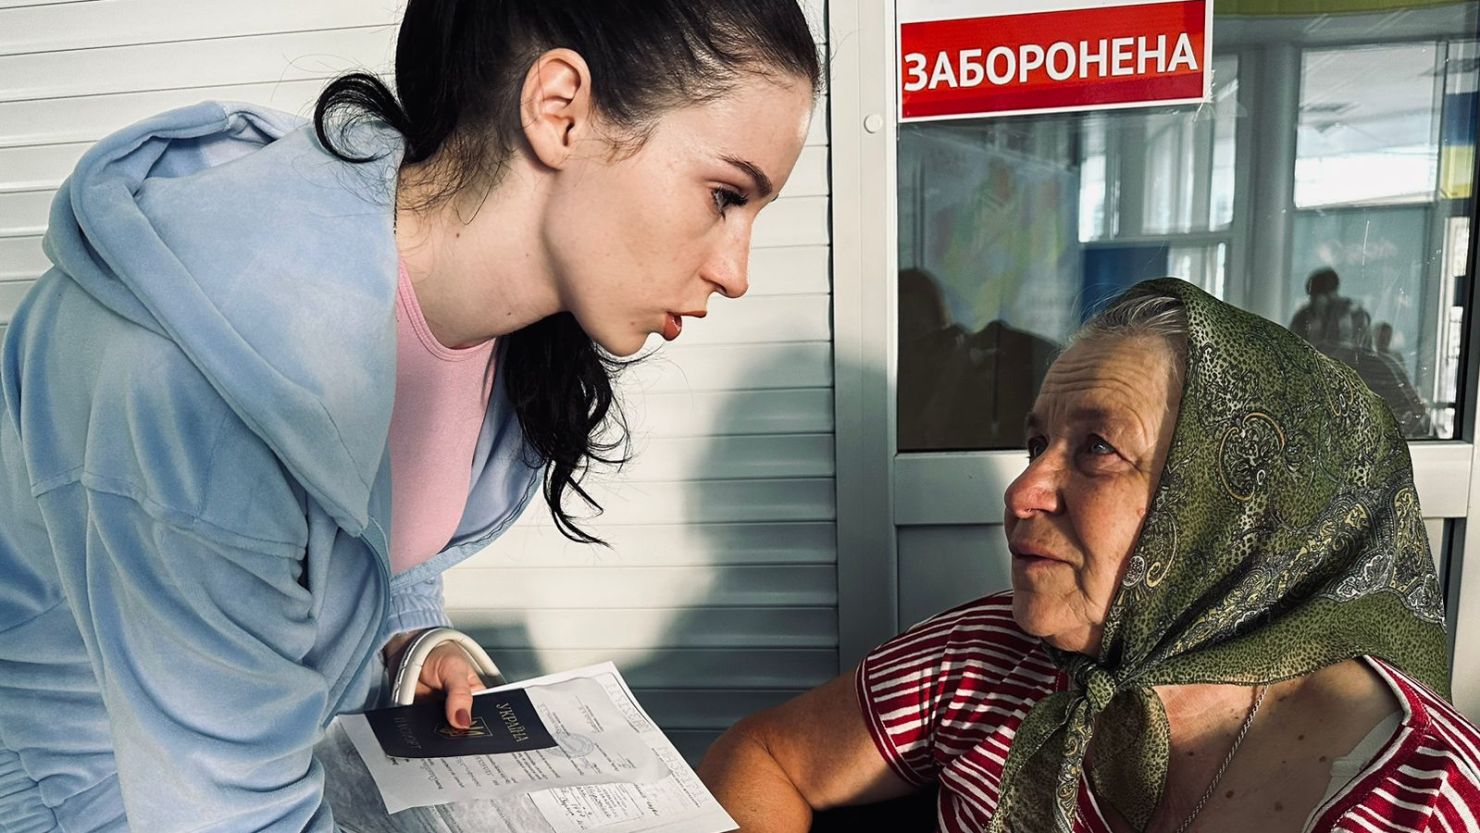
828;0;1480;716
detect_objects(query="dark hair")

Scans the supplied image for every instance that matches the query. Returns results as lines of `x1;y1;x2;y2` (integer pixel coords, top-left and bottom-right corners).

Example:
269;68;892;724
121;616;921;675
1306;266;1340;296
315;0;820;544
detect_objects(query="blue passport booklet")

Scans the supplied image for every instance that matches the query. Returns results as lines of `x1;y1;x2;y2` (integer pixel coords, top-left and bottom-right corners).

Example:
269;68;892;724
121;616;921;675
364;688;557;758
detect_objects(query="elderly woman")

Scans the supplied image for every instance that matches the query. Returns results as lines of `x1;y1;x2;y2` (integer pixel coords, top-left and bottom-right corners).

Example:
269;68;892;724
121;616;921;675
698;279;1480;832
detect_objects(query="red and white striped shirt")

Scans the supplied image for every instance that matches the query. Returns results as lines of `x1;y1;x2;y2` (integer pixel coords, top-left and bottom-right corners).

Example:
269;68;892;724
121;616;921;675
855;592;1480;832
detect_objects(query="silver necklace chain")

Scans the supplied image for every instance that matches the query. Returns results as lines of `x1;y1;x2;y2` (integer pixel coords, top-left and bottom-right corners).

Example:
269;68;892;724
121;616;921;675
1171;683;1269;833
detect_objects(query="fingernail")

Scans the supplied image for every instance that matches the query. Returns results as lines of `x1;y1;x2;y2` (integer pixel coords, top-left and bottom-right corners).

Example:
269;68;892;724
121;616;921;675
456;709;470;728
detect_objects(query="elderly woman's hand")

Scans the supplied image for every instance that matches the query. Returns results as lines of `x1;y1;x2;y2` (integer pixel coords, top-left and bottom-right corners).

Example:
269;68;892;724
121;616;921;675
383;630;487;730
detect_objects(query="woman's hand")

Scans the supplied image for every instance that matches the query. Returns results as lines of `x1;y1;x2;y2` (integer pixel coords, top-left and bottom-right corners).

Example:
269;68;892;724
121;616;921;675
384;631;487;729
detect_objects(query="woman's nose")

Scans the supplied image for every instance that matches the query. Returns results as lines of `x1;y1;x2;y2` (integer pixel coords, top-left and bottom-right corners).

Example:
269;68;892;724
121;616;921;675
1004;456;1061;518
706;227;751;299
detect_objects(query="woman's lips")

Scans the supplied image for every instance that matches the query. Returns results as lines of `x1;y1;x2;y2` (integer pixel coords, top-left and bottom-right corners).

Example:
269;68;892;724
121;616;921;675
661;310;705;342
1011;552;1065;581
1013;553;1060;567
1009;545;1066;568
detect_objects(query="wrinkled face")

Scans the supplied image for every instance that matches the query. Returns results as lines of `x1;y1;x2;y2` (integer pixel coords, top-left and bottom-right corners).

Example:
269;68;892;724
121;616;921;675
1004;335;1182;655
542;75;814;357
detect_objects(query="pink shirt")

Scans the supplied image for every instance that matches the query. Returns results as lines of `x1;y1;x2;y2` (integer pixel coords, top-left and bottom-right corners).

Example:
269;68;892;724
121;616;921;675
387;261;495;575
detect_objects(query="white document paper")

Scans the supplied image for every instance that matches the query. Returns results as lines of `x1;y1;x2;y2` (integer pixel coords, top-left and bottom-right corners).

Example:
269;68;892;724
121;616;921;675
341;667;666;813
325;662;737;833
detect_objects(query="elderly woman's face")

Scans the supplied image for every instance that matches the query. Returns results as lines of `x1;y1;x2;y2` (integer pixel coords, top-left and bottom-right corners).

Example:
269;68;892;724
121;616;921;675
1004;335;1181;655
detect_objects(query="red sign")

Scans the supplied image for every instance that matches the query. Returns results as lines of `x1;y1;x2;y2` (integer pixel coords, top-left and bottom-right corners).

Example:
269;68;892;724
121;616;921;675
899;0;1211;122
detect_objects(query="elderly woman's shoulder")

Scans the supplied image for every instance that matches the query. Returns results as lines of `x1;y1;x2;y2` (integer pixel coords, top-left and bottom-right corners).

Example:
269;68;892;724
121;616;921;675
860;590;1059;754
877;591;1048;674
1308;658;1480;773
903;591;1023;638
1309;658;1480;824
1363;658;1480;747
1279;659;1405;758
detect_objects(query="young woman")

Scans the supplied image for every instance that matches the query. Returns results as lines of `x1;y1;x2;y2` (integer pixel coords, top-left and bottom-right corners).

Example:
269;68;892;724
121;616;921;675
0;1;819;830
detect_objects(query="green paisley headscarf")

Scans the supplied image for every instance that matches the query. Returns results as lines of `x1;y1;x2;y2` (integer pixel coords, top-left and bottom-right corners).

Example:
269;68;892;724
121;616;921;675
987;278;1449;833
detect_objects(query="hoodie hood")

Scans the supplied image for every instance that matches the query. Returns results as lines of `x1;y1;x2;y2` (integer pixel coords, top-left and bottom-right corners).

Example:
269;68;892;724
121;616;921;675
43;101;404;534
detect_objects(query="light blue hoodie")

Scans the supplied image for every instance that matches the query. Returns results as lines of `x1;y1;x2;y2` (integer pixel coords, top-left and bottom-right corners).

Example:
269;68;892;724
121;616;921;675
0;102;543;832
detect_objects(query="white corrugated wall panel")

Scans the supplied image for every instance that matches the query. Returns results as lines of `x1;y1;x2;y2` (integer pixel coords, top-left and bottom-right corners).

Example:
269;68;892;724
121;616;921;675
474;523;837;567
616;342;833;393
0;0;400;55
0;0;825;54
2;1;835;767
0;236;51;280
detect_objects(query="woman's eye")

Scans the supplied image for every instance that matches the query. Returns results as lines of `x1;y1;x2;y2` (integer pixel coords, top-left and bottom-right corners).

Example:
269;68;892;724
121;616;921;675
1026;437;1047;459
1086;435;1116;456
711;187;749;215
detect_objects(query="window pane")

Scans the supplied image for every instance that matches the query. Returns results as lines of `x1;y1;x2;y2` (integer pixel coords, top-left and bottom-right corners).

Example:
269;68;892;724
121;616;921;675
1295;44;1440;209
1077;55;1238;242
897;122;1080;451
1144;55;1240;234
897;4;1479;452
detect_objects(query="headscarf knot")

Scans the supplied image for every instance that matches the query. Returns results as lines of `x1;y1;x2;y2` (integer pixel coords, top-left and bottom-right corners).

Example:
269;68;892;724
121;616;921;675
1067;657;1119;714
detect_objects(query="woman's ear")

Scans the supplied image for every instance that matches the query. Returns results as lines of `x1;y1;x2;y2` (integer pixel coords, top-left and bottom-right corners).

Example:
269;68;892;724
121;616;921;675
520;48;593;170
